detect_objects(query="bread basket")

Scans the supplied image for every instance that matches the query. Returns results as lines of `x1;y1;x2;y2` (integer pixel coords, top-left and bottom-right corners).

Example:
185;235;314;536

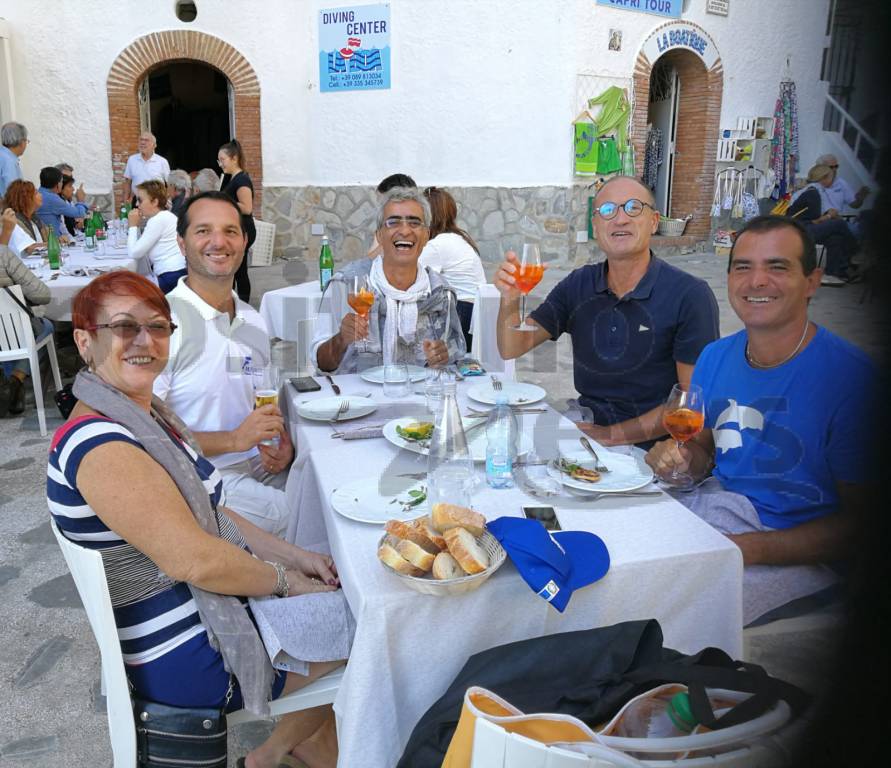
377;530;507;596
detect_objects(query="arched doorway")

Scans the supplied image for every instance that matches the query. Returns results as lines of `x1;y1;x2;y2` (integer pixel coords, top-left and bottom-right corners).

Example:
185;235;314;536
107;30;262;208
632;22;723;239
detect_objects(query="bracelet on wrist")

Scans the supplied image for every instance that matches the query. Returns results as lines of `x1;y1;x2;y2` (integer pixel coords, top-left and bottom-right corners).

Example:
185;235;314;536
267;561;289;598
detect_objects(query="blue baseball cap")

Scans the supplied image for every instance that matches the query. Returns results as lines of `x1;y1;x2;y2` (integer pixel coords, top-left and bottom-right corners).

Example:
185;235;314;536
487;516;610;612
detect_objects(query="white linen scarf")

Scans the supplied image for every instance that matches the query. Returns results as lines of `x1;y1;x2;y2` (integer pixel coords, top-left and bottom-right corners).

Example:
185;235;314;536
368;256;430;364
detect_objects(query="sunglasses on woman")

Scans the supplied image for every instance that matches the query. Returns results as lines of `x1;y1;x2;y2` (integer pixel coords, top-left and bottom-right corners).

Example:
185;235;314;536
87;321;178;339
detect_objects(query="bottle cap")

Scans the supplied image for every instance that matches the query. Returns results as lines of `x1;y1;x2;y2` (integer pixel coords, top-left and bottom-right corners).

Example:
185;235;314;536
667;691;697;732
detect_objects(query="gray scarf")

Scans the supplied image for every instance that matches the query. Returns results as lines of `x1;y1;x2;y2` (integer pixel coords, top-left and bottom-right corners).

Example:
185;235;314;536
73;370;274;715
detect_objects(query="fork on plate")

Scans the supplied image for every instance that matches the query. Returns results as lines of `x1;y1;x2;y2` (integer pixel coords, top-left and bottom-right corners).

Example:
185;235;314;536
491;375;502;392
328;400;350;424
579;436;610;474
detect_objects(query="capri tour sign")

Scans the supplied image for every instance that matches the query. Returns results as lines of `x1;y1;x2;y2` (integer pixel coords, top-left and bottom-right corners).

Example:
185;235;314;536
319;4;391;92
596;0;682;19
641;21;720;69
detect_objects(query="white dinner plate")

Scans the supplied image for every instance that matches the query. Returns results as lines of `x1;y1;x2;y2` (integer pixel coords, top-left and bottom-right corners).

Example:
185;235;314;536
548;448;655;493
360;365;428;384
382;416;534;462
331;476;428;524
467;381;546;406
296;395;377;422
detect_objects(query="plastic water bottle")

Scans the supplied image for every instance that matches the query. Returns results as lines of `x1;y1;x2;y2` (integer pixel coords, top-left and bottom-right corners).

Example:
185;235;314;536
611;690;697;759
427;380;474;508
485;393;518;488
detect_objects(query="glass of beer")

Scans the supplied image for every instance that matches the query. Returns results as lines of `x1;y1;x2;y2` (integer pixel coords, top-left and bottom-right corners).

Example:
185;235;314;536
254;365;280;447
513;243;544;331
660;383;705;490
347;274;375;352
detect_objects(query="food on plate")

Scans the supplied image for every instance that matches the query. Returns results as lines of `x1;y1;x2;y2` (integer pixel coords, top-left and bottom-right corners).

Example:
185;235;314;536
385;519;440;553
432;551;464;580
431;502;486;537
444;527;489;574
395;421;434;441
413;516;447;550
570;467;601;483
378;535;425;577
396;538;437;571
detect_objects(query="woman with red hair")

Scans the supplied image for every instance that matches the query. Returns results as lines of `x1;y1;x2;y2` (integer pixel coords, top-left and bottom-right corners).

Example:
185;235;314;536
3;179;45;257
50;271;345;767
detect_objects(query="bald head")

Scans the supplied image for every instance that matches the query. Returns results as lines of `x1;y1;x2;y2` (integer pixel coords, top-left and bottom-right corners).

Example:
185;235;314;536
594;175;656;209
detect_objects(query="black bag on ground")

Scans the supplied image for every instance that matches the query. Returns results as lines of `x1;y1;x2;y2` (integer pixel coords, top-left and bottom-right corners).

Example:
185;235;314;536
397;619;810;767
133;697;228;768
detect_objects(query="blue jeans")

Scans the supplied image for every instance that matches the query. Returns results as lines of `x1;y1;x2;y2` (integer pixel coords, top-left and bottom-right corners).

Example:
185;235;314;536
2;317;53;376
803;219;857;277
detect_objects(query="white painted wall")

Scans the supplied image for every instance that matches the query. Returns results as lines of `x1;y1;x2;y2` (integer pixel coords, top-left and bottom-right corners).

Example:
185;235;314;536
0;0;830;192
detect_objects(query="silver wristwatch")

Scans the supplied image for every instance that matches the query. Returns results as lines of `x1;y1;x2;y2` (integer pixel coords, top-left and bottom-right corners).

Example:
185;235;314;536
268;561;289;598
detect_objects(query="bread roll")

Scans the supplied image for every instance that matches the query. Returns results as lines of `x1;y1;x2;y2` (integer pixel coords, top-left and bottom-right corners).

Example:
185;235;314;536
431;502;486;537
432;551;465;580
444;527;489;575
414;517;447;550
396;538;436;572
385;519;439;554
378;535;425;577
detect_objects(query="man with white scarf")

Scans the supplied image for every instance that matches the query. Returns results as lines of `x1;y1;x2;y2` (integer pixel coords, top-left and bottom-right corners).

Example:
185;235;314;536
312;186;465;373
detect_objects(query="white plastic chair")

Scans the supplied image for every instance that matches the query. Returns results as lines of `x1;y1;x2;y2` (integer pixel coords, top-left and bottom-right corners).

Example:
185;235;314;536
471;284;517;380
49;519;343;767
251;218;276;267
0;284;62;436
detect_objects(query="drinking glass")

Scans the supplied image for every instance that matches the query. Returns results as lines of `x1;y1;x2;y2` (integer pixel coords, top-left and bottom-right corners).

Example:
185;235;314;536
382;363;410;398
513;243;544;331
424;367;447;418
347;274;375;352
253;365;281;447
660;383;705;490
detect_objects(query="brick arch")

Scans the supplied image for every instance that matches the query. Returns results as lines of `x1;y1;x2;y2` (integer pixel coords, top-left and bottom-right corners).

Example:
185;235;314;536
106;30;262;210
631;29;723;239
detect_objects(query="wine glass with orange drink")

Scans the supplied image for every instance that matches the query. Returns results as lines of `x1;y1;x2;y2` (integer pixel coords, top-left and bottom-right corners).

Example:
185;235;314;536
660;383;705;490
513;243;544;331
347;274;375;351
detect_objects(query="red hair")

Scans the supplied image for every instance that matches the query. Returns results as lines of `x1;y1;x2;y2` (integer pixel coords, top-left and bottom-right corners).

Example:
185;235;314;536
72;272;170;333
3;179;38;215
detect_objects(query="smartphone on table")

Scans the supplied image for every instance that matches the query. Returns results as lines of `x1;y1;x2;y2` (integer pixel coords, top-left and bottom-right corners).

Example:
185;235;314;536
522;505;562;531
289;376;322;393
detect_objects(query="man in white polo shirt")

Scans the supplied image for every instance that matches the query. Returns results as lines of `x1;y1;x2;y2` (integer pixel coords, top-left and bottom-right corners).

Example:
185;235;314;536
122;131;170;206
153;192;293;536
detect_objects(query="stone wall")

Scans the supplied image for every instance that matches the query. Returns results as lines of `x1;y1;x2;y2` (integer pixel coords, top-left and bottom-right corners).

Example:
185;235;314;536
262;184;615;274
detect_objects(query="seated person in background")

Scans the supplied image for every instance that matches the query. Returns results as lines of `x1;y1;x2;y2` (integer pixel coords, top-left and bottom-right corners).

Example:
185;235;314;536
787;164;858;282
645;216;875;625
166;169;192;216
59;174;89;237
420;186;486;351
3;180;46;257
154;192;293;538
815;153;870;213
495;175;719;447
36;166;88;241
191;167;221;194
367;172;417;259
313;186;465;373
0;208;52;415
126;180;187;294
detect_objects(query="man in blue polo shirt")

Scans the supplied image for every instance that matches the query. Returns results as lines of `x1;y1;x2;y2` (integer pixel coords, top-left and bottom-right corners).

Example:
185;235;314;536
494;175;719;447
645;216;875;624
36;166;90;238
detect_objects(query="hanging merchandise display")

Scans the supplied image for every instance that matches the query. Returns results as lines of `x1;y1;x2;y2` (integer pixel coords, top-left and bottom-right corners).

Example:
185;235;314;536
573;110;599;175
621;143;636;176
596;137;622;174
643;126;664;191
770;80;799;197
587;85;631;152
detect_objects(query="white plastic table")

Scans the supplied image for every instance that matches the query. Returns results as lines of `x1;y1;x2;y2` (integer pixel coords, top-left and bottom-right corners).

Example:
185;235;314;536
282;374;743;768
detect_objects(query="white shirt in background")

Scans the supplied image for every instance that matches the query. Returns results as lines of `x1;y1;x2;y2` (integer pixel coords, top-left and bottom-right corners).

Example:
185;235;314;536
127;210;185;277
123;152;170;187
8;223;42;258
418;232;486;302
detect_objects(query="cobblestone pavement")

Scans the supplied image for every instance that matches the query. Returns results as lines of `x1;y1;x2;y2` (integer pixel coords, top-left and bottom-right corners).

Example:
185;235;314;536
0;251;882;766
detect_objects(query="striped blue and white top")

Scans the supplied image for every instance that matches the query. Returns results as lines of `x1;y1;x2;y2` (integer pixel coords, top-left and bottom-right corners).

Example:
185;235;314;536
47;415;246;668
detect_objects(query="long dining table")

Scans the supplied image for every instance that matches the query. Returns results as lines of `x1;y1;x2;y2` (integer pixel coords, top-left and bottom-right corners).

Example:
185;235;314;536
282;373;743;768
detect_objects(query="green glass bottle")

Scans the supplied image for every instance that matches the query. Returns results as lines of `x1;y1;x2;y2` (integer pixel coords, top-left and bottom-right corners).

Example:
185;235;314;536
84;214;97;251
319;236;334;291
46;227;61;270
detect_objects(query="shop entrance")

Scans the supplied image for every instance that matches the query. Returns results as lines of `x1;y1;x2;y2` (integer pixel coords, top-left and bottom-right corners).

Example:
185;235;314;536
644;58;681;216
139;61;232;173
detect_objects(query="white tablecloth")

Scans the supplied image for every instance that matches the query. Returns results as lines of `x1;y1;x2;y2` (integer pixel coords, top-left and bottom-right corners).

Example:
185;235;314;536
25;244;148;321
283;375;743;768
259;281;324;375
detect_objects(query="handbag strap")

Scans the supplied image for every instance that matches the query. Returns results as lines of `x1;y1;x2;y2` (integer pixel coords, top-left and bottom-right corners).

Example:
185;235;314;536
2;286;36;319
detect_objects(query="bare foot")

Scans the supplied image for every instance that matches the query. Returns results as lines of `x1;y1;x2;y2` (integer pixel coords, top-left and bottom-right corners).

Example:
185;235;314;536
291;713;337;768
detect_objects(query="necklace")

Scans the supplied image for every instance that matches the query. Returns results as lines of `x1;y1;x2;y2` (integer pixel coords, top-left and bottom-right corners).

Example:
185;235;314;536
745;321;810;369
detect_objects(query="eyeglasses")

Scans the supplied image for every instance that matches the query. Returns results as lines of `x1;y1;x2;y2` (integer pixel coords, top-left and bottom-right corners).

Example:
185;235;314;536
383;216;425;230
87;321;178;339
828;164;839;169
594;199;656;220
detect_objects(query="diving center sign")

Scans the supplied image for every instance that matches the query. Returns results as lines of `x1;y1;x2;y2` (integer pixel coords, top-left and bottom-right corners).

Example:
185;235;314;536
319;4;391;92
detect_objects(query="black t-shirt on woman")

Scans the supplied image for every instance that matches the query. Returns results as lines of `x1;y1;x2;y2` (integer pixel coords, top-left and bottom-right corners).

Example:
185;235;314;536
221;171;256;248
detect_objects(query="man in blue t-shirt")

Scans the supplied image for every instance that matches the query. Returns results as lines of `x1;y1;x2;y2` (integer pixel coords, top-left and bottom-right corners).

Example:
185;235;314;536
494;176;719;447
646;216;875;624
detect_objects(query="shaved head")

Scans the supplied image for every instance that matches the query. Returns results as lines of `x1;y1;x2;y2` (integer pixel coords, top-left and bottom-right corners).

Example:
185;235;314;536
594;175;656;208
